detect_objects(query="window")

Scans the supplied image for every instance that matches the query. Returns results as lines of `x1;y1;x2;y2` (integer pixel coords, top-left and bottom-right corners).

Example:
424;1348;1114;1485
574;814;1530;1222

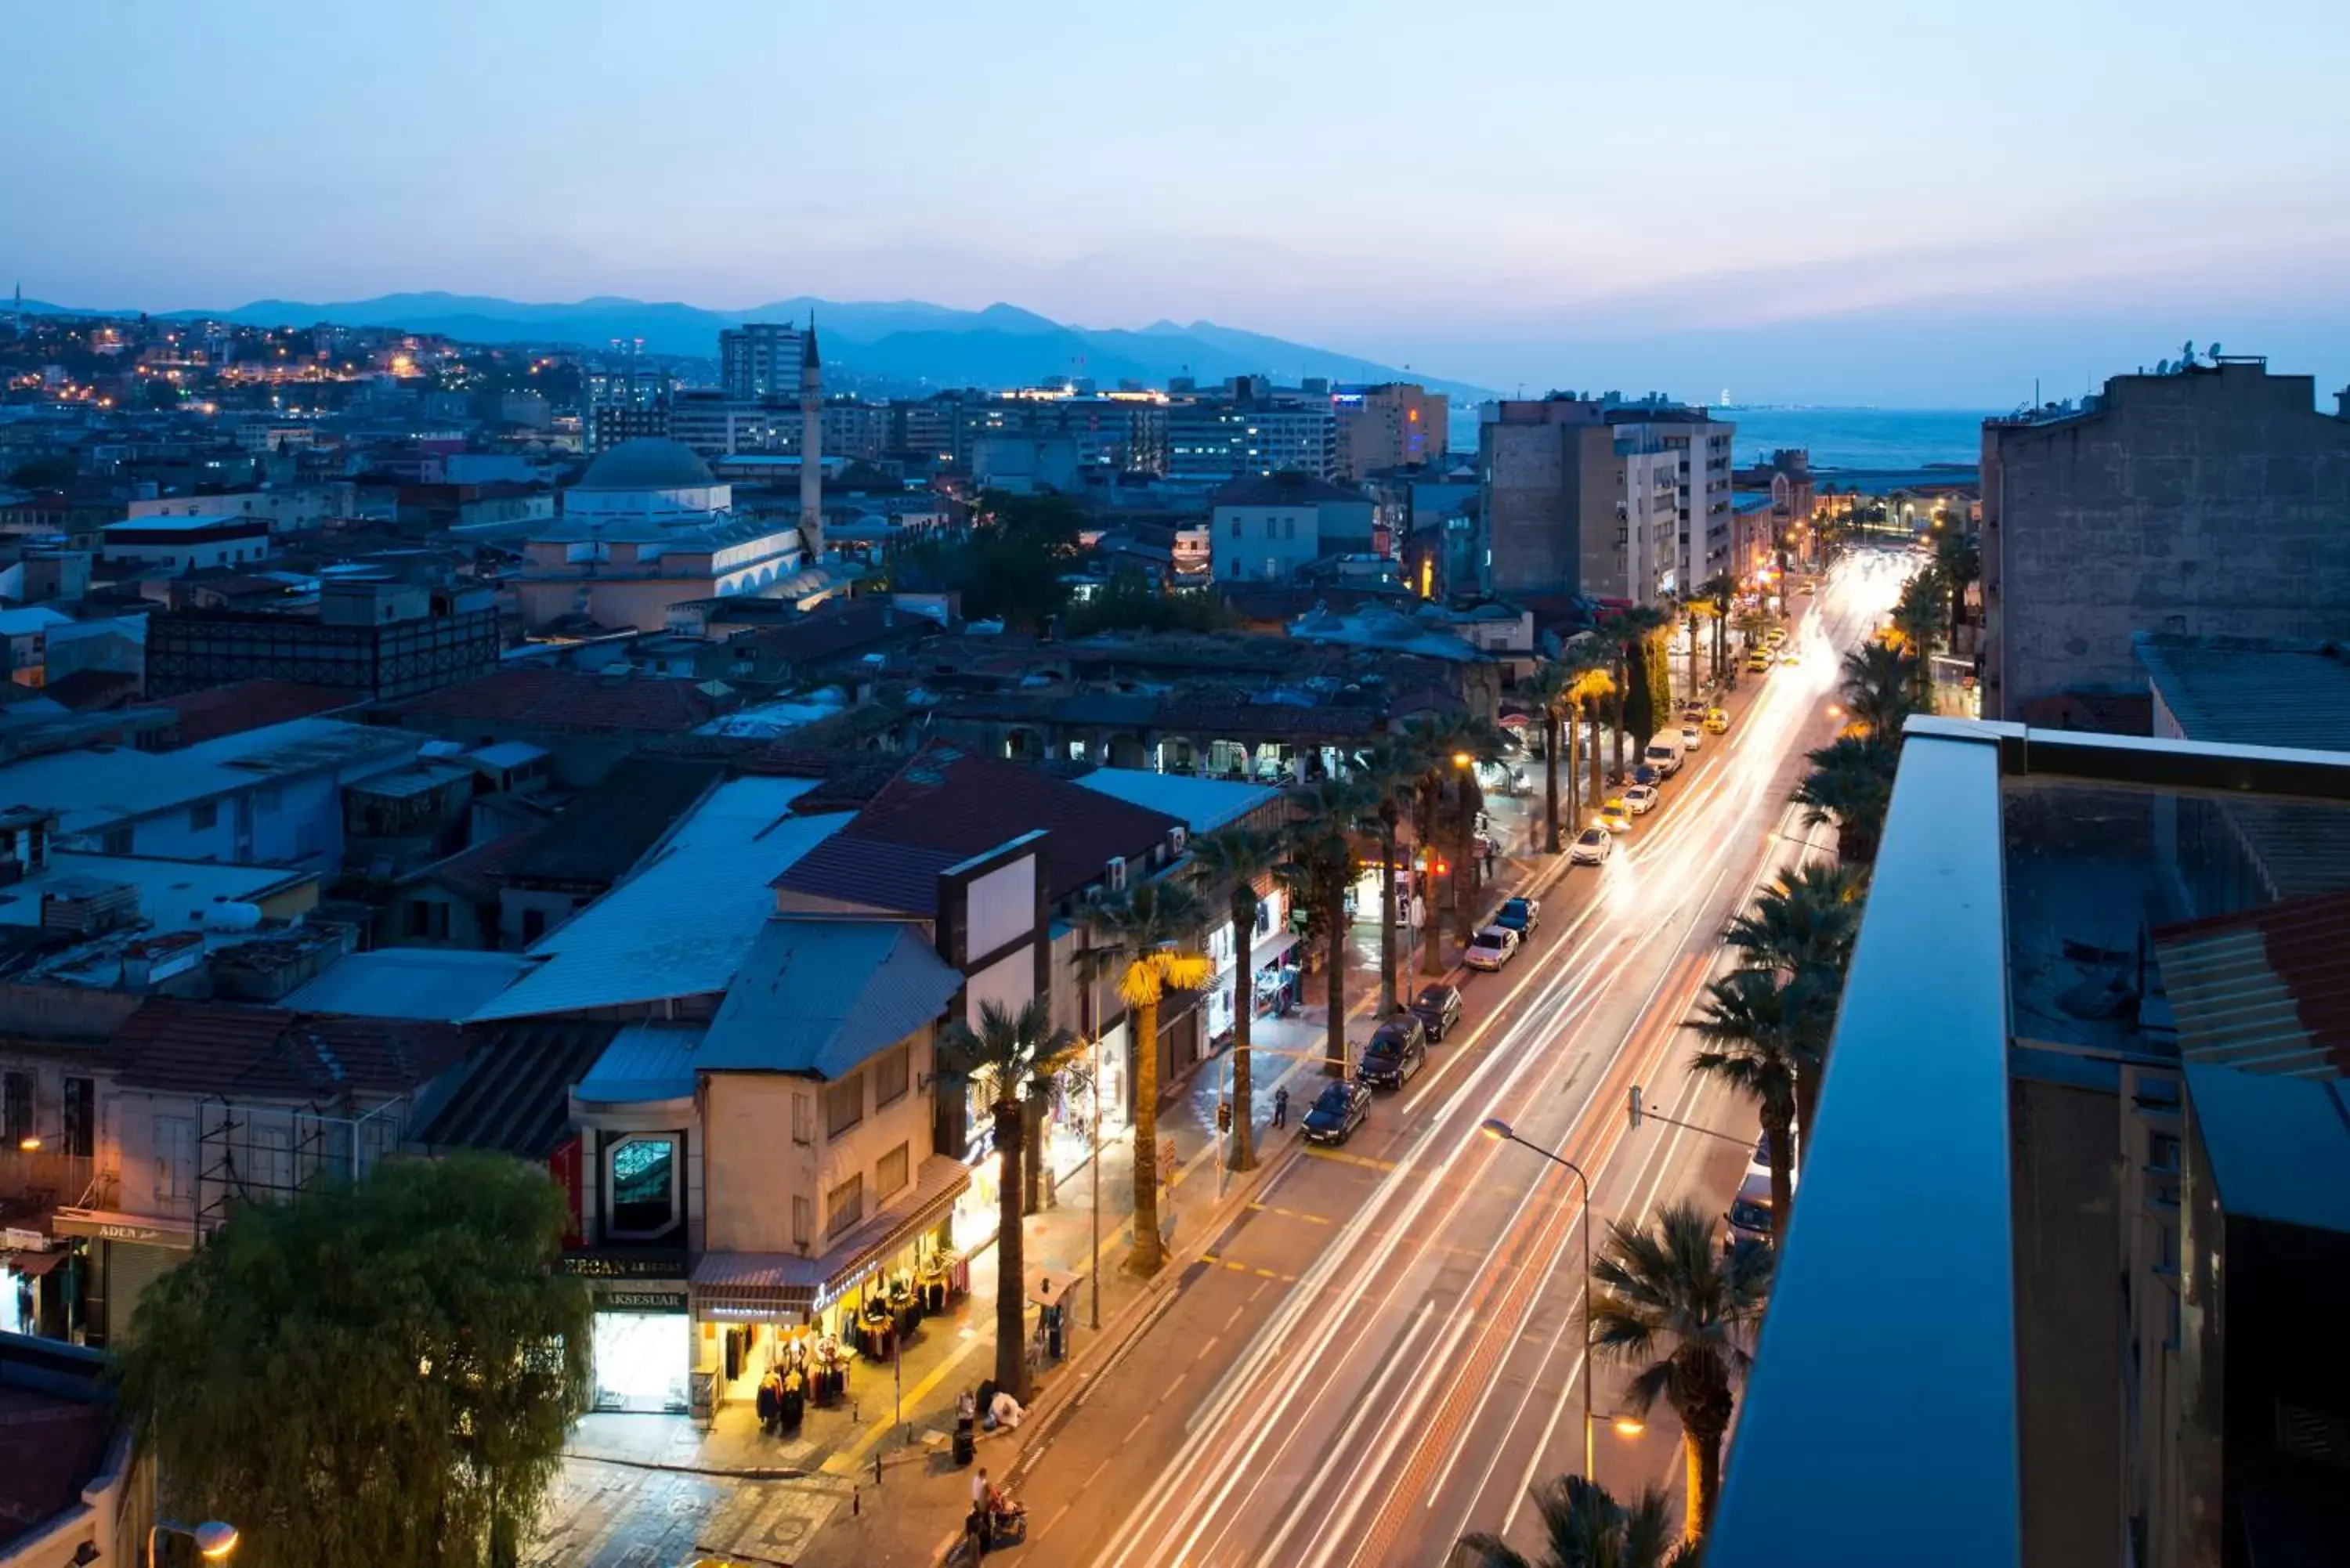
873;1044;910;1110
877;1143;909;1200
827;1172;865;1237
1282;515;1296;540
251;1124;294;1194
154;1115;196;1203
792;1194;814;1248
189;801;218;833
824;1073;863;1138
0;1072;30;1147
606;1133;682;1239
62;1076;92;1159
1228;516;1241;537
792;1090;815;1147
99;827;133;855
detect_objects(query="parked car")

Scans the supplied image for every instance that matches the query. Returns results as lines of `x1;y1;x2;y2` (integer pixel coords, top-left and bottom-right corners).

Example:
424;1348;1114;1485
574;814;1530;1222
1703;708;1730;734
1359;1016;1429;1089
1799;580;1817;595
1623;783;1661;815
1630;764;1662;789
1726;1169;1775;1248
1747;1129;1801;1191
1408;983;1463;1042
1745;652;1771;674
1301;1079;1374;1145
1570;826;1614;865
1679;722;1704;752
1596;798;1631;833
1779;649;1801;667
1463;925;1522;971
1765;626;1788;647
1493;895;1540;936
1642;739;1683;778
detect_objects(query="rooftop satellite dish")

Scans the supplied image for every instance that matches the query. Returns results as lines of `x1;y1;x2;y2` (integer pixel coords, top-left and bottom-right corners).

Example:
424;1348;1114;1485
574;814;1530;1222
2156;359;2172;375
2209;341;2223;359
2182;340;2196;366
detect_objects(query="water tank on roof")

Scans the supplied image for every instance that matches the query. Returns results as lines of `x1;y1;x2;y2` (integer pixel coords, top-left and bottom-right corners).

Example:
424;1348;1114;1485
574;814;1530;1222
204;901;263;933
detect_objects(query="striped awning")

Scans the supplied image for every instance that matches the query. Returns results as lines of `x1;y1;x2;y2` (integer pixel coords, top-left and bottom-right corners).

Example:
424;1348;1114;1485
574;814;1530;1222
691;1155;970;1316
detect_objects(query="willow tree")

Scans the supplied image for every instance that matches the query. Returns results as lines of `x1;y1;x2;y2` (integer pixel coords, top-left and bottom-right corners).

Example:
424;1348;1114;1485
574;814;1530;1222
120;1153;591;1568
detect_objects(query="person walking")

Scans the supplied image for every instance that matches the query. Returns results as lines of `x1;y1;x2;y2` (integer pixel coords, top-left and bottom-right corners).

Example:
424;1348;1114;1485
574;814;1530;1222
1272;1085;1289;1129
972;1467;995;1552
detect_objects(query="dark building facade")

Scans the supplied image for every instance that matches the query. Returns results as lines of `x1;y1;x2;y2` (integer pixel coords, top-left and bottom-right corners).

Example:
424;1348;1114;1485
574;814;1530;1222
143;581;501;701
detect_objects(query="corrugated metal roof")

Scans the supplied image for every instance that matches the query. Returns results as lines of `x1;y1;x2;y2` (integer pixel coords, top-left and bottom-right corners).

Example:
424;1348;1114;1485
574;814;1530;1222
575;1021;707;1104
1070;766;1282;834
285;949;540;1021
0;717;420;834
2186;1064;2350;1233
700;919;964;1079
467;777;847;1022
2135;632;2350;751
411;1020;620;1158
2153;889;2350;1078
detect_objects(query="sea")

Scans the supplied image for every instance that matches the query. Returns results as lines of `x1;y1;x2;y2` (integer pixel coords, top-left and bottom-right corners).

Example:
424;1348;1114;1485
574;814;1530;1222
1719;407;1994;472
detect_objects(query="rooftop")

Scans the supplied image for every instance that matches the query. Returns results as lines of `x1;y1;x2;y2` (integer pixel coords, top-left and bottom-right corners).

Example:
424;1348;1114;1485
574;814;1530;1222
1210;472;1371;508
700;919;966;1079
0;1334;118;1555
389;667;733;735
499;753;728;887
409;1018;622;1158
2135;631;2350;752
284;948;540;1021
2186;1064;2350;1233
574;437;718;493
574;1021;707;1104
0;716;420;836
1069;765;1282;834
0;851;314;934
468;776;846;1022
110;996;468;1101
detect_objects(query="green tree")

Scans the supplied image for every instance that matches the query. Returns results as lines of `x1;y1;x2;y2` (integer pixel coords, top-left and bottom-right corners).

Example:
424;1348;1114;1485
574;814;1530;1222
119;1153;591;1568
1065;569;1237;637
1284;775;1374;1075
1188;825;1290;1171
1688;969;1820;1244
1589;1199;1773;1545
1934;528;1979;651
938;996;1083;1398
1083;880;1212;1276
1598;606;1671;775
1723;862;1864;988
1837;641;1914;747
892;490;1085;633
1889;566;1949;708
1456;1473;1697;1568
1793;735;1898;865
1352;739;1421;1015
1524;658;1578;856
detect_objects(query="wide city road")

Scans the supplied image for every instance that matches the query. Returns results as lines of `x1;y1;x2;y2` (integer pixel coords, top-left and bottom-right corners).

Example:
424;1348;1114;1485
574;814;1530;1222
1007;551;1914;1567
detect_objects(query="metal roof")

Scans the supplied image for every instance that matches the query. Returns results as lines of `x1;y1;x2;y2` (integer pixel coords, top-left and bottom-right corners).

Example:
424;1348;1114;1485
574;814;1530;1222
574;1021;707;1104
1070;766;1282;834
284;948;540;1021
0;717;420;835
2186;1064;2350;1233
699;919;964;1079
466;777;847;1022
2135;631;2350;752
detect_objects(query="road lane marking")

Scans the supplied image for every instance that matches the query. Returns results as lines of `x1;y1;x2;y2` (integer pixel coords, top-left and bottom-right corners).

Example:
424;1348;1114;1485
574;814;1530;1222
1300;1146;1397;1172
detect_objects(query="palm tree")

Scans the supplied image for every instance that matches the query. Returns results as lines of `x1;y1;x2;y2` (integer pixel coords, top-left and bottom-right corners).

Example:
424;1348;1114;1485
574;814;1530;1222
1598;606;1671;779
1570;665;1618;812
1934;528;1979;652
1724;861;1864;994
937;996;1080;1400
1889;566;1949;709
1400;714;1507;950
1793;735;1897;865
1188;825;1289;1172
1838;642;1912;746
1694;572;1739;688
1285;775;1375;1076
1523;658;1578;856
1082;879;1212;1277
1455;1474;1696;1568
1353;740;1419;1015
1689;969;1819;1241
1589;1200;1773;1542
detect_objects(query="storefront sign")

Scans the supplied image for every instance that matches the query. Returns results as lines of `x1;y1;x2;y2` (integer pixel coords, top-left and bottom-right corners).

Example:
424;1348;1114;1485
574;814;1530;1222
52;1211;194;1249
2;1228;46;1252
597;1288;688;1314
562;1251;688;1280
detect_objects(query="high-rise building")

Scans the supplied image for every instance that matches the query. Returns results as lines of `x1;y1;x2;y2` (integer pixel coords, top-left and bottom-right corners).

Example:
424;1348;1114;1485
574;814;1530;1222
1334;383;1448;481
1166;391;1336;482
718;321;808;402
1979;356;2350;721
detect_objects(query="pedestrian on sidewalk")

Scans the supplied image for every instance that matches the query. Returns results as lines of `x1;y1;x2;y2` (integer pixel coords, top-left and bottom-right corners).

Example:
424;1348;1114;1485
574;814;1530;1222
1272;1085;1289;1129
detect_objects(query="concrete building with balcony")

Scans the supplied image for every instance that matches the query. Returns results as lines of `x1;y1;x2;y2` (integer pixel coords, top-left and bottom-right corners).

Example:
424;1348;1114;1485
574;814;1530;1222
143;579;501;701
1979;358;2350;721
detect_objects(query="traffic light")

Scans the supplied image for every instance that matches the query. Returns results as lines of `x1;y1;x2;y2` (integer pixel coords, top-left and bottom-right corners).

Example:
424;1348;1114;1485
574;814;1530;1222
1627;1085;1645;1129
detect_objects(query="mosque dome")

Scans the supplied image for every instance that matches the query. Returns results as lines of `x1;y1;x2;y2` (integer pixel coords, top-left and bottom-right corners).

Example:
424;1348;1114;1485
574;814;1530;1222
577;438;717;493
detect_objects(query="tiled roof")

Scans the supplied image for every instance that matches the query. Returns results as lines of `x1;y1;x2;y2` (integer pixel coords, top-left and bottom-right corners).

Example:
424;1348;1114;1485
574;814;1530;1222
2153;890;2350;1078
36;668;139;714
1210;473;1371;508
735;598;916;666
772;740;1180;912
390;667;729;735
466;777;847;1022
111;997;469;1100
136;679;358;745
700;919;965;1079
410;1019;621;1158
500;753;727;887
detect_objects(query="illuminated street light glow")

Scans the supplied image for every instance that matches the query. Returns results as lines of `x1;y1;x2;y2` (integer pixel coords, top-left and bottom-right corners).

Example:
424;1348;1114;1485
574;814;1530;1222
1478;1117;1513;1142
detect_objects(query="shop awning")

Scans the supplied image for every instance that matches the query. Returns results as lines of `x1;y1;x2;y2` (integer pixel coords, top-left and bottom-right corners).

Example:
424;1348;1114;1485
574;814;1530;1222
6;1250;67;1277
691;1157;970;1317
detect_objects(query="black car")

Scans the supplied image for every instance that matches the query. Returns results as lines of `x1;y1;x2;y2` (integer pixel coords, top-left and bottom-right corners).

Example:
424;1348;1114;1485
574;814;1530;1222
1408;984;1463;1042
1301;1080;1373;1145
1359;1017;1428;1089
1492;895;1540;938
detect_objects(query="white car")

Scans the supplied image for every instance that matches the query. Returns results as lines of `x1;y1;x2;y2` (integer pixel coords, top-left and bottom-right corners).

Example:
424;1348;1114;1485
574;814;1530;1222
1623;784;1661;815
1569;827;1614;865
1463;925;1521;971
1679;722;1704;752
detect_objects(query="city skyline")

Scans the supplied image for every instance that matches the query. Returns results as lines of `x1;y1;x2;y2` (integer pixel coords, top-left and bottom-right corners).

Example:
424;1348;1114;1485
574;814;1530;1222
9;1;2348;406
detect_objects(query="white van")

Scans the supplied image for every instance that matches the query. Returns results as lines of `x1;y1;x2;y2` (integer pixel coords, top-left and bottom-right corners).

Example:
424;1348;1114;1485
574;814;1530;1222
1643;736;1683;778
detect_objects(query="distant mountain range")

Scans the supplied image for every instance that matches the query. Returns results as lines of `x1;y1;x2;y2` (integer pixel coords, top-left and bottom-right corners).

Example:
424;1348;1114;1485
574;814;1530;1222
18;291;1491;398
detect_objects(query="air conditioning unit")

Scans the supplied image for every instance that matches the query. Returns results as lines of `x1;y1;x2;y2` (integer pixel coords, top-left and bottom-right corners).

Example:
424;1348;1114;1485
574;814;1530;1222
1106;858;1127;891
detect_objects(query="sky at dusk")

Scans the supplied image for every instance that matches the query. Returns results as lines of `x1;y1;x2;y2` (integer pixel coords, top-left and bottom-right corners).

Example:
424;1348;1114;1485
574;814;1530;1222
9;0;2348;405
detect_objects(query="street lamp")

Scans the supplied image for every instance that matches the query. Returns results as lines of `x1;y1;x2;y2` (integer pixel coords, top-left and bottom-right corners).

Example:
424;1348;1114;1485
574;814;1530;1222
1480;1116;1603;1481
148;1520;238;1566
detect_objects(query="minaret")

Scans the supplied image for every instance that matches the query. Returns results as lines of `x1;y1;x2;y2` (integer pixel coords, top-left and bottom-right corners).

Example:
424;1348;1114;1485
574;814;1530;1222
798;316;823;564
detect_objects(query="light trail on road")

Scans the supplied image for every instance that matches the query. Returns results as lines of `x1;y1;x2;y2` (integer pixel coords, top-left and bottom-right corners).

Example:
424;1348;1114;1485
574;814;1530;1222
1029;555;1912;1568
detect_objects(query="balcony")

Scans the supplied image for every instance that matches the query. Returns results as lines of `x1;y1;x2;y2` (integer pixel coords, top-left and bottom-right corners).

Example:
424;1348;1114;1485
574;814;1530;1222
0;1149;114;1212
1708;720;2350;1568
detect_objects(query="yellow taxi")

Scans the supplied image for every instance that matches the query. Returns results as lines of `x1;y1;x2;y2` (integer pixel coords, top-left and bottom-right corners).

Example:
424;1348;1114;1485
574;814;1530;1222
1596;798;1632;834
1703;708;1729;734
